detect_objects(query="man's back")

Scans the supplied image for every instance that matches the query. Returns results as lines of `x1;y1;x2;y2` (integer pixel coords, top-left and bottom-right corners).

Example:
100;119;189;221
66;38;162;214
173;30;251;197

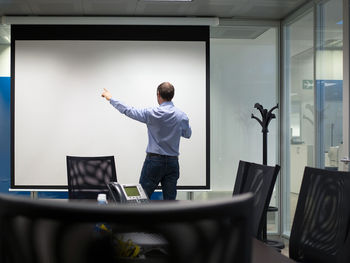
146;101;191;156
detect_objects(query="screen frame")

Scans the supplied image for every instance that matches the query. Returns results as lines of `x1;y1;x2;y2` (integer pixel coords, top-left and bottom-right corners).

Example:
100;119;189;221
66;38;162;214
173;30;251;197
10;25;210;190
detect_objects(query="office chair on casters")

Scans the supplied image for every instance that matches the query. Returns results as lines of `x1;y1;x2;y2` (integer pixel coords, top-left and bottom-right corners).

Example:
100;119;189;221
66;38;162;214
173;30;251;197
66;155;117;199
0;192;254;263
289;167;350;263
233;160;280;242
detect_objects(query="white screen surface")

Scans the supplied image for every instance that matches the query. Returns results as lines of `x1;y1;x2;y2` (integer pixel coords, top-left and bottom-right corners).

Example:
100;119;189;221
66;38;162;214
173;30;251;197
14;40;207;188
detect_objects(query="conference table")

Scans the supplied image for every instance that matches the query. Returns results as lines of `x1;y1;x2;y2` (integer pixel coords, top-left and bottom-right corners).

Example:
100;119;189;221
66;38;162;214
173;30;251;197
252;239;295;263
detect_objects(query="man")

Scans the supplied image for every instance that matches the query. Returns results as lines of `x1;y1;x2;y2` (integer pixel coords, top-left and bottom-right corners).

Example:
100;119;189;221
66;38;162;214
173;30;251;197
101;82;192;200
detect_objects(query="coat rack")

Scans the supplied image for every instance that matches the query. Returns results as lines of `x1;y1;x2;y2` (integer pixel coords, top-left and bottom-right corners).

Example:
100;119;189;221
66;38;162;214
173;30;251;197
251;103;283;249
251;103;279;165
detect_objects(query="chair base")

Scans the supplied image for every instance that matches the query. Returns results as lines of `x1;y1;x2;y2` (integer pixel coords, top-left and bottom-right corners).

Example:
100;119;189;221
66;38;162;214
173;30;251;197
264;239;285;250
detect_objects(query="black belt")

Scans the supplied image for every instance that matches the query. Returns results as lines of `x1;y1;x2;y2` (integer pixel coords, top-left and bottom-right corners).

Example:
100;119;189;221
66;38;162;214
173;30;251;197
147;153;178;159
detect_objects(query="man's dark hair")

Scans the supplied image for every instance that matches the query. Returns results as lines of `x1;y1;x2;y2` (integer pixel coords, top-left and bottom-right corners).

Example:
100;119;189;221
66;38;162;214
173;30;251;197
157;82;174;101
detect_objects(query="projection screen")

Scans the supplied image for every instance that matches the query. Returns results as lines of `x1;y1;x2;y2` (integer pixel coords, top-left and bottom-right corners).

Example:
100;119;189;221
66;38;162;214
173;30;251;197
11;25;209;190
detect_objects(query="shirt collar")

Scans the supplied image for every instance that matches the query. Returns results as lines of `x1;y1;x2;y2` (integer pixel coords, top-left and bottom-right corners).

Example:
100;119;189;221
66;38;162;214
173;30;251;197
160;101;174;107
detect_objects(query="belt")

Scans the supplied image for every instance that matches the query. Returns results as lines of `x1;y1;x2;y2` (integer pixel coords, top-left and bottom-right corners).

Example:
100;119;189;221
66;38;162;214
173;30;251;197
147;153;178;159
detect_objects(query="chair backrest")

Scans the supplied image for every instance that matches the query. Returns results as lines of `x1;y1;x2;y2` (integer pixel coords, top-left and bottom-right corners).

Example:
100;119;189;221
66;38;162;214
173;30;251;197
66;156;117;199
0;193;254;263
233;160;280;239
289;167;350;263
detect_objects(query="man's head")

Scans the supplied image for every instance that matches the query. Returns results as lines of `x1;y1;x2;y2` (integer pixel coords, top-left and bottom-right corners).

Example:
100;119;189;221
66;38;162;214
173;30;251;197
157;82;174;104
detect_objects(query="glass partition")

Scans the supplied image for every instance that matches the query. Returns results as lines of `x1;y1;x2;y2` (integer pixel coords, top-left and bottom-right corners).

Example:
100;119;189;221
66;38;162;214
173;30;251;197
283;10;314;236
316;0;343;170
282;0;343;236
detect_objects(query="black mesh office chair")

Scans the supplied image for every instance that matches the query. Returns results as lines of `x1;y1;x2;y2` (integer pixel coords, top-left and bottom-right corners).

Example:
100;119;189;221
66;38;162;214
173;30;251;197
233;160;280;240
0;193;254;263
66;156;117;199
289;167;350;263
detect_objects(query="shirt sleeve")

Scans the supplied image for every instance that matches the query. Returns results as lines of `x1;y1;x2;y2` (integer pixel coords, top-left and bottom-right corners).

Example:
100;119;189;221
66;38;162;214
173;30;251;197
181;115;192;139
110;99;148;124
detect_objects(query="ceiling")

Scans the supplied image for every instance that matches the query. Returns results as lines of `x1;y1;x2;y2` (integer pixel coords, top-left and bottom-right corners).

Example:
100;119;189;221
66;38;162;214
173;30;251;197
0;0;309;19
0;0;310;44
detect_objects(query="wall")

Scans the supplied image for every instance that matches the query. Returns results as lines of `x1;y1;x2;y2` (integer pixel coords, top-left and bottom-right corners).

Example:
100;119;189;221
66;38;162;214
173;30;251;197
0;45;11;193
0;45;10;76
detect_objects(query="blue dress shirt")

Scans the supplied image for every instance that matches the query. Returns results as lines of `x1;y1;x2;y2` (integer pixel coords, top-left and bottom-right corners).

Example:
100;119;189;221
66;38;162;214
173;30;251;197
110;99;192;156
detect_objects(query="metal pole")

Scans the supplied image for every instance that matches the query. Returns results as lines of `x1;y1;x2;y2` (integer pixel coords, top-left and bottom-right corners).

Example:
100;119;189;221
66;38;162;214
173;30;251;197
263;132;268;165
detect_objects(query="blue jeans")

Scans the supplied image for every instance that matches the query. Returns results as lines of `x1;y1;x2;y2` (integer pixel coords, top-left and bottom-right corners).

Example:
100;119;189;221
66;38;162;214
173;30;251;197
139;154;179;200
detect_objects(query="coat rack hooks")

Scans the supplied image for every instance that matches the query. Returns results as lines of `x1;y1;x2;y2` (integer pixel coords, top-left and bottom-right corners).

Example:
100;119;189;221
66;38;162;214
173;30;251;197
251;103;279;165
